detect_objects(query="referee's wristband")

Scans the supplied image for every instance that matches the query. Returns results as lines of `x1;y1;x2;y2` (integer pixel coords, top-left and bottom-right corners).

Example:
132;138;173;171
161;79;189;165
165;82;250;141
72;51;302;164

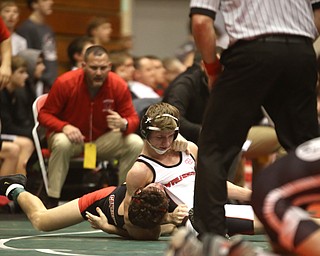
203;59;222;76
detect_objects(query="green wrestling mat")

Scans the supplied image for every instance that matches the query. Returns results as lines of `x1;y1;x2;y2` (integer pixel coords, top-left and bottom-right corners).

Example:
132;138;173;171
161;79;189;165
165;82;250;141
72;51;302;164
0;214;271;256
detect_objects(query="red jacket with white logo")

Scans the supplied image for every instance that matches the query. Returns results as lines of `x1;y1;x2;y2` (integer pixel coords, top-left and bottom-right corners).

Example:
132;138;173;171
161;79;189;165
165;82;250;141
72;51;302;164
38;69;139;142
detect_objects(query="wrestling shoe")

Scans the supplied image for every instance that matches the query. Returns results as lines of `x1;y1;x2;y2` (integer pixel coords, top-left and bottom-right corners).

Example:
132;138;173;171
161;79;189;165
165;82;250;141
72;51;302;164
0;174;27;200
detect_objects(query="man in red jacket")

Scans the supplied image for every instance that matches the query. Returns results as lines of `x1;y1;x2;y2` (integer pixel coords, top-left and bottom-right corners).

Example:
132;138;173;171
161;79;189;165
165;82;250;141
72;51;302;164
38;45;143;208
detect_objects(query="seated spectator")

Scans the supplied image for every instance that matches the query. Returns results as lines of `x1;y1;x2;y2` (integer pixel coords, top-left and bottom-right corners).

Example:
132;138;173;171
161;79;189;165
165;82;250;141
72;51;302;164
129;56;159;99
175;20;196;67
0;141;20;211
0;55;34;175
109;51;136;100
15;49;45;132
0;141;19;176
38;45;143;208
17;48;45;96
0;0;27;55
145;55;167;96
67;36;94;70
162;61;207;144
109;51;135;83
86;16;112;46
162;57;186;85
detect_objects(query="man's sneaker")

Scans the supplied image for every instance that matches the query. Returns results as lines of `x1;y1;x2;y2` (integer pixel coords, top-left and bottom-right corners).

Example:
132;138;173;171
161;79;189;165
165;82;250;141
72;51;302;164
227;238;259;256
0;174;27;199
166;227;203;256
166;227;272;256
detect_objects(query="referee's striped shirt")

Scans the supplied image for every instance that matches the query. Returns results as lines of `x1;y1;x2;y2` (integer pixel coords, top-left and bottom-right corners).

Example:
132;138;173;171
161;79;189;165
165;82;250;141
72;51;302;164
190;0;320;45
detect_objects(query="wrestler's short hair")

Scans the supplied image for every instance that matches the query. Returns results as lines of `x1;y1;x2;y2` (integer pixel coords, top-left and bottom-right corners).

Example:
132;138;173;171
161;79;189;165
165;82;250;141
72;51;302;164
140;102;180;140
128;186;169;229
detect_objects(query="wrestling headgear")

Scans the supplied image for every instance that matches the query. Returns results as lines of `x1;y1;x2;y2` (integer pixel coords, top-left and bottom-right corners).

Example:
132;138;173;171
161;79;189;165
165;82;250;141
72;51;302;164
140;113;180;140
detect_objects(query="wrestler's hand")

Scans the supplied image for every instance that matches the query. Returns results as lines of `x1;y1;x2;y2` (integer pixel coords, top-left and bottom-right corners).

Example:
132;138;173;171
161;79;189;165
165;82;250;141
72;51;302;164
86;207;110;231
171;133;190;155
167;204;189;225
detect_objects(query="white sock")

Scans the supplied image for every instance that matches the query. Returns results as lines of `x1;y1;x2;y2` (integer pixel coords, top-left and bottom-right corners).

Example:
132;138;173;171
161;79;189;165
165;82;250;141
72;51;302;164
6;184;24;198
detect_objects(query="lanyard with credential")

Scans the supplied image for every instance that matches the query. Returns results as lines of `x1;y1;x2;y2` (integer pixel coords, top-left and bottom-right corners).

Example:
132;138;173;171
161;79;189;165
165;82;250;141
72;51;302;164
83;102;97;169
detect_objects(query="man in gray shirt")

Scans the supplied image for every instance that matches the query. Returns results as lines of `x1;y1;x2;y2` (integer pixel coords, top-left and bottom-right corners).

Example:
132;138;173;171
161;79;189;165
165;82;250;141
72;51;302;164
16;0;57;92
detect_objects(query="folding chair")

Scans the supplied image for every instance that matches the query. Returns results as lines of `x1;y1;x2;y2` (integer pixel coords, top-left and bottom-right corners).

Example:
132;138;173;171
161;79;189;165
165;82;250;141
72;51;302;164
32;93;50;194
31;94;117;198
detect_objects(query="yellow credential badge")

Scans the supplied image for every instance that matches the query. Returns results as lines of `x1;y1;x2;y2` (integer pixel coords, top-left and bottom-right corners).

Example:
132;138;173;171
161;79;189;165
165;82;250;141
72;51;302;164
83;143;97;169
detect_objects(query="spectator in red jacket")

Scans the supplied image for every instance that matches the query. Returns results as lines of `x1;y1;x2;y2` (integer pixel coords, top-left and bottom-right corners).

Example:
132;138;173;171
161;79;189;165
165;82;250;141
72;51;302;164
38;45;143;208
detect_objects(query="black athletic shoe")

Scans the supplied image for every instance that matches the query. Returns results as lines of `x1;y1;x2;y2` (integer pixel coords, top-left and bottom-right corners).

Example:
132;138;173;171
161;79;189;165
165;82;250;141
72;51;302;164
0;174;27;199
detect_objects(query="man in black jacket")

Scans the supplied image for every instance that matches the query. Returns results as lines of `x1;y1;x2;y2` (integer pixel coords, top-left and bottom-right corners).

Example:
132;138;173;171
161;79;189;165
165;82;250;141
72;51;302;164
162;62;207;144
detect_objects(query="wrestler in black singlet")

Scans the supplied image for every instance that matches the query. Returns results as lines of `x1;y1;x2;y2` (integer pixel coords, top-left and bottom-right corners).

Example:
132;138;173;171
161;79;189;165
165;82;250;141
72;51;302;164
80;184;126;229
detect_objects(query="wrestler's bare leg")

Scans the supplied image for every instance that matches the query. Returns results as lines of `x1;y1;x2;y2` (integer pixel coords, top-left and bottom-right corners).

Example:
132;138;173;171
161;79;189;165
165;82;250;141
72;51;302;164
17;191;83;231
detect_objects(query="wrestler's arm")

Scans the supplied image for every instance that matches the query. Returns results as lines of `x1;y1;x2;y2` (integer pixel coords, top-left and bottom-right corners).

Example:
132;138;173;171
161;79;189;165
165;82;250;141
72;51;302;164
124;163;161;240
164;140;196;225
101;225;129;237
226;181;252;202
85;208;130;237
161;224;177;235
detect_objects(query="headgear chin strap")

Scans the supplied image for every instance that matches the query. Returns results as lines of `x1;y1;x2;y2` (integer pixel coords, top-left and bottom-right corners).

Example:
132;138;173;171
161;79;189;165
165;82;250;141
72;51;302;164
140;113;180;140
146;140;171;155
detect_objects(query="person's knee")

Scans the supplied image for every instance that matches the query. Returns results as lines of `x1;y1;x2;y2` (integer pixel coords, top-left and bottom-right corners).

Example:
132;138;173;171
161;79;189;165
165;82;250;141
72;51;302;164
21;138;35;152
29;212;53;232
50;133;73;152
9;143;21;158
14;137;34;151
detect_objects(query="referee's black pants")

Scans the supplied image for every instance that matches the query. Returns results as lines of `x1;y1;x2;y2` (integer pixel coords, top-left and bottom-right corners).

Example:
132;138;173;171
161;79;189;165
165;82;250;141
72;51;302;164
193;36;320;236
